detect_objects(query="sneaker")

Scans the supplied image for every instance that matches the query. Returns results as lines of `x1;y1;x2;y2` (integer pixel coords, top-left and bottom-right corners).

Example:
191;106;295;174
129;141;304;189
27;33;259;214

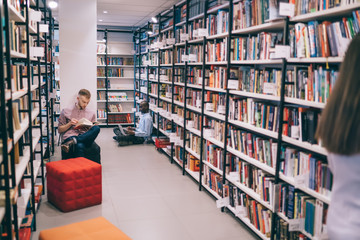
113;136;118;141
61;138;76;153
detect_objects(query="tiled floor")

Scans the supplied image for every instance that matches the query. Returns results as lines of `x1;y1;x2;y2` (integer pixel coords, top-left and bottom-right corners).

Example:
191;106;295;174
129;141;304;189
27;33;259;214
32;128;258;240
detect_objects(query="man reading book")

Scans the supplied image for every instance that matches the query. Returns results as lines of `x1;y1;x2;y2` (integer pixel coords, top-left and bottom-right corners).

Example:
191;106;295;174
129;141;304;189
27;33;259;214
113;101;152;146
59;89;100;156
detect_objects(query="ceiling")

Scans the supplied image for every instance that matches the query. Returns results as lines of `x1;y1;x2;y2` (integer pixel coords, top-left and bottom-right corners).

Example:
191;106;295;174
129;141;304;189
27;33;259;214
96;0;179;28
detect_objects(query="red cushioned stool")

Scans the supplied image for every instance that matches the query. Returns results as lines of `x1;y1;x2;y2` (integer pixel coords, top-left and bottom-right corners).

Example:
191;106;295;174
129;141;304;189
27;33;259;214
46;157;102;212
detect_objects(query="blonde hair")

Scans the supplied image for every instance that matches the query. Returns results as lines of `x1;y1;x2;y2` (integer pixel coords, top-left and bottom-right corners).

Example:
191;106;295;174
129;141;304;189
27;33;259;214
315;35;360;155
78;89;91;99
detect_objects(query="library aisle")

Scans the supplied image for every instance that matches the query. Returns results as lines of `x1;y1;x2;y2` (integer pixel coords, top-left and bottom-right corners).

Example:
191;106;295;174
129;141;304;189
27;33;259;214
32;128;257;240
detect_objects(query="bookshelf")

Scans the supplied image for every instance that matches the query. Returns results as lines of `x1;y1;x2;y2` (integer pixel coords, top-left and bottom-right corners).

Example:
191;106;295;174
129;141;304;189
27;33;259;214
97;29;136;127
134;0;359;239
0;0;54;238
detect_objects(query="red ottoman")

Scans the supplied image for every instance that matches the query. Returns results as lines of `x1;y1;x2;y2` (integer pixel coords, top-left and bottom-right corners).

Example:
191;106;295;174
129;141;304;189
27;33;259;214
46;157;102;212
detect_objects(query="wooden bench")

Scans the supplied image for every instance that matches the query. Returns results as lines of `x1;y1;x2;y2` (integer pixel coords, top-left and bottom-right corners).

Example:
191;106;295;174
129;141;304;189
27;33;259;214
39;217;132;240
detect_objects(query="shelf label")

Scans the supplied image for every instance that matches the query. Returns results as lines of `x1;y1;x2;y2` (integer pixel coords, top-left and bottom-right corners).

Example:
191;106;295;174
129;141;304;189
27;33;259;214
216;197;229;208
217;105;226;115
227;79;238;90
175;137;182;146
235;205;247;218
206;103;214;111
188;54;197;62
166;92;172;98
169;133;176;143
196;99;201;108
273;45;291;59
295;173;309;188
204;129;214;138
198;28;208;37
288;218;305;232
279;2;295;17
229;172;240;182
160;75;169;81
180;33;189;41
166;38;176;45
29;10;42;22
198;77;203;85
39;24;49;33
187;121;194;128
132;108;137;112
193;29;198;38
30;47;44;57
291;125;300;139
181;55;189;62
263;82;277;95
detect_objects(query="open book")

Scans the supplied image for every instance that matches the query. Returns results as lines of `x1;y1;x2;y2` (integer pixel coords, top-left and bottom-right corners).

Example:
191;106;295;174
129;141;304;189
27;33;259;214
74;118;99;130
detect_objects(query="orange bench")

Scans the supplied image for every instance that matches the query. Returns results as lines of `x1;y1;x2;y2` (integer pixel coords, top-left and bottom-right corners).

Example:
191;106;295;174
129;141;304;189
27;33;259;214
39;217;132;240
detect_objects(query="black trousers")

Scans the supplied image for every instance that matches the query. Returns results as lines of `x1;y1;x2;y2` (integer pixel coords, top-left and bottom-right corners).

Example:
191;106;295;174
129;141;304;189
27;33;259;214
113;127;144;146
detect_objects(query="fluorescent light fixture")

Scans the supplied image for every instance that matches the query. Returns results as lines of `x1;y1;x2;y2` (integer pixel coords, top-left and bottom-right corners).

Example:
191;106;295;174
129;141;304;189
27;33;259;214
147;31;153;35
48;0;58;9
103;10;108;13
151;17;158;23
99;19;103;22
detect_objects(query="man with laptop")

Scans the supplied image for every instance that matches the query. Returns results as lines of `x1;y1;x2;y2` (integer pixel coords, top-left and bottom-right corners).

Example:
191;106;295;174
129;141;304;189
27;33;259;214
113;101;153;146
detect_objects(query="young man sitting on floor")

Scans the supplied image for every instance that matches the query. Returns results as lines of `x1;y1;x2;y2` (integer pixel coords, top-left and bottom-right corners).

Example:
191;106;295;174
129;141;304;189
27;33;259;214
59;89;100;156
113;101;153;146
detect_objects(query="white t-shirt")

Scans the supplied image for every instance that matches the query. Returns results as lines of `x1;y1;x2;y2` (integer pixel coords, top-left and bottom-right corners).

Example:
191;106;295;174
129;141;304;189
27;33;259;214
327;153;360;240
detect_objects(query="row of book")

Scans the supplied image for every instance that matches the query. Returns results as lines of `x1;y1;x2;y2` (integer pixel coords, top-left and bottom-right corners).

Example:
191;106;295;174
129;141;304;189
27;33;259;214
108;92;128;101
231;32;284;61
97;56;134;66
229;67;282;97
227;185;272;237
160;50;173;65
97;79;107;88
186;153;200;172
238;161;275;205
206;38;227;62
285;65;338;103
281;148;332;197
97;109;107;119
228;127;277;168
278;184;327;237
108;114;132;124
291;14;360;58
108;103;124;113
233;0;278;31
10;20;26;55
205;141;225;170
229;97;280;132
186;132;201;155
97;91;106;100
97;68;125;77
207;9;229;36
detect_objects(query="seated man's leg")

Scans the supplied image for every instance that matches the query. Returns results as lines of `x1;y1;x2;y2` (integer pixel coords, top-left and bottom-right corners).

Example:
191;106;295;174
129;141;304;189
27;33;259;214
115;135;144;146
74;142;86;157
76;125;100;147
130;135;145;144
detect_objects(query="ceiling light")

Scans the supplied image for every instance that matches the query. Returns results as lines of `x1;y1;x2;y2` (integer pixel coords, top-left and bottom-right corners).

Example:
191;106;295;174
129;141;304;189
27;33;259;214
103;10;108;14
99;19;103;22
147;31;153;35
151;17;158;23
48;0;58;9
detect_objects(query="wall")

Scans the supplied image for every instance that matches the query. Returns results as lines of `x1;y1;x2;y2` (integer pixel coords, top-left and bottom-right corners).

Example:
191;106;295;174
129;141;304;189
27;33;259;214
59;0;97;111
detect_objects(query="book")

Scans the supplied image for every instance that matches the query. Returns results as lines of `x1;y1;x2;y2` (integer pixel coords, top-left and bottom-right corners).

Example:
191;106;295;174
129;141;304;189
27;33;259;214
74;118;99;130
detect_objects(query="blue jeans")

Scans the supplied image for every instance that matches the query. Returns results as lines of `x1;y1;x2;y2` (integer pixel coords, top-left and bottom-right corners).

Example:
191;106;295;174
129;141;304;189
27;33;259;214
63;126;100;157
